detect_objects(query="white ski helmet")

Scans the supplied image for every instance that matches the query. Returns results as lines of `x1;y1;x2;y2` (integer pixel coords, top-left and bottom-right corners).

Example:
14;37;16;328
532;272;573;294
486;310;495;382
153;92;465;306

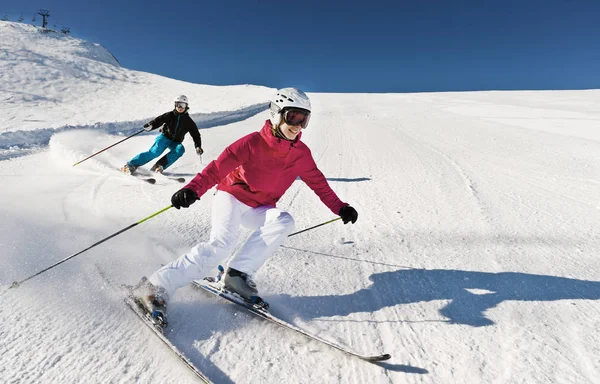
269;88;311;127
174;95;189;105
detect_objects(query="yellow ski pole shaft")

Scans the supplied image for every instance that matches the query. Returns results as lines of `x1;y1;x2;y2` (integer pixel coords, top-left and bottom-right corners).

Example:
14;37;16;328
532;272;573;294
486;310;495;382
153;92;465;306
9;205;173;290
288;217;342;237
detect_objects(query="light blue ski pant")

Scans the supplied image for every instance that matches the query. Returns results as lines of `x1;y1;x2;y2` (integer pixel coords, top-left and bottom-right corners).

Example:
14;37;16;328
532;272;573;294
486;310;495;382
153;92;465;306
128;134;184;170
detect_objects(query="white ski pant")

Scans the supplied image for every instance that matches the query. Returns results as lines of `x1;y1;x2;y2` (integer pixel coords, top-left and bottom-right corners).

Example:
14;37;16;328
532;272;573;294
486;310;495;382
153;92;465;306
149;190;295;298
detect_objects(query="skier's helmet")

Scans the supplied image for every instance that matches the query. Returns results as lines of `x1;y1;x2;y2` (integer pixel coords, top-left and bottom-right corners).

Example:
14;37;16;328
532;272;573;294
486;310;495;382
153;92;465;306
174;95;188;109
269;88;311;128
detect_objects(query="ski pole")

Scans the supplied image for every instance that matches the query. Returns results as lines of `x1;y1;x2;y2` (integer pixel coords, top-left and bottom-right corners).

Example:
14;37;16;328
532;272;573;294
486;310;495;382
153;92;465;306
72;129;145;166
288;217;342;237
9;205;173;290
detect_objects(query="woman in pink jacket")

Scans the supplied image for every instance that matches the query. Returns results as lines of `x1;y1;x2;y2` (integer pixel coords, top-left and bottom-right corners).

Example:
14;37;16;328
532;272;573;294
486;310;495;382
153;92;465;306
136;88;358;323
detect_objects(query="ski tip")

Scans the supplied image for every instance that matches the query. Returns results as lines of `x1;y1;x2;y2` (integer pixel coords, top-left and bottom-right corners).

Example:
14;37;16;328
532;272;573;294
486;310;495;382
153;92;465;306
365;353;391;362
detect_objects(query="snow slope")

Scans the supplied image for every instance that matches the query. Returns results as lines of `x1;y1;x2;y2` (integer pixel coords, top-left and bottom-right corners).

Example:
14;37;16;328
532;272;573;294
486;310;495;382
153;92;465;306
1;20;599;384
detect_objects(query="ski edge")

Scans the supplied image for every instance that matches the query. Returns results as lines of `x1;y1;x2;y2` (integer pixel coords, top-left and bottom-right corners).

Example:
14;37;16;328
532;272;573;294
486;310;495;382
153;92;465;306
192;280;391;363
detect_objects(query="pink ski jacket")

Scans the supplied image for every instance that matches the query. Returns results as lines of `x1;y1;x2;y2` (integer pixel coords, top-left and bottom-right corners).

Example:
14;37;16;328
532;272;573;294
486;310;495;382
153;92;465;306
185;120;348;215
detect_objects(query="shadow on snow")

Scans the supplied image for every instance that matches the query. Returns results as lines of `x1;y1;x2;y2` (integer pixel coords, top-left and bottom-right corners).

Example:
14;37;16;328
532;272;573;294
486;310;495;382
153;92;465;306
281;268;600;327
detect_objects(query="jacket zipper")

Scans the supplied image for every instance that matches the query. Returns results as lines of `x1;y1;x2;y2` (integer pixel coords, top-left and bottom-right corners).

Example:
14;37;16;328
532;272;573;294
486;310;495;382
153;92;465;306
173;115;181;138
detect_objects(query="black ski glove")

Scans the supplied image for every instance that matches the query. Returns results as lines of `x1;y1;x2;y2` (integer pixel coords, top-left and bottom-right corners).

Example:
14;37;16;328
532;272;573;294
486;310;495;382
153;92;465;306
339;206;358;224
171;188;198;209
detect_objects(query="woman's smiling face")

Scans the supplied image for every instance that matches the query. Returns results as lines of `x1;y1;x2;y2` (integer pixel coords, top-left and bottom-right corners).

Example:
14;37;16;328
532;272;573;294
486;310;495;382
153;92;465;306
279;120;303;140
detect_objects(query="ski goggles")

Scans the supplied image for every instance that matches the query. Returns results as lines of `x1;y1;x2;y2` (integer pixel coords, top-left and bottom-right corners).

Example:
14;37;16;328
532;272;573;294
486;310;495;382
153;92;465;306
282;108;311;128
175;102;187;109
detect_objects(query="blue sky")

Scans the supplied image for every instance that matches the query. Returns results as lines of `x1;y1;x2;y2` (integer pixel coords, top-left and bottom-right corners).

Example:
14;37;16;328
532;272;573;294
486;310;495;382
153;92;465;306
3;0;600;93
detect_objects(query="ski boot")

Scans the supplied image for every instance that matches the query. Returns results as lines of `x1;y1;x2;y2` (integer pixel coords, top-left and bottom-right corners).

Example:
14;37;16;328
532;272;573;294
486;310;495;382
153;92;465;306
121;163;138;175
223;267;269;310
150;163;164;174
132;277;169;327
203;264;225;283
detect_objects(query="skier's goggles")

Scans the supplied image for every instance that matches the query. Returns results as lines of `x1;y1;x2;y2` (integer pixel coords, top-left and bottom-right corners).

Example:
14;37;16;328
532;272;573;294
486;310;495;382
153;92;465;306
282;108;311;128
175;102;187;109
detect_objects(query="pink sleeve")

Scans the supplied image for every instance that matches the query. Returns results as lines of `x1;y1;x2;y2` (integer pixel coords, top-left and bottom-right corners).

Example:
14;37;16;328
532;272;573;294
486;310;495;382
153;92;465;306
184;134;253;197
299;152;348;215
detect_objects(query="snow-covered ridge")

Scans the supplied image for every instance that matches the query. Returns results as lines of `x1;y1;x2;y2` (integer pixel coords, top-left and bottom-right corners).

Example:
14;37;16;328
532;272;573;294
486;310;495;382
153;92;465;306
1;21;121;67
0;20;273;134
0;102;269;161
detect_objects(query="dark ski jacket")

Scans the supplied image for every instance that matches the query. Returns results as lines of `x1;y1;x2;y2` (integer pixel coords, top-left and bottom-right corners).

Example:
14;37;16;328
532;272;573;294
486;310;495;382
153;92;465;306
148;110;202;149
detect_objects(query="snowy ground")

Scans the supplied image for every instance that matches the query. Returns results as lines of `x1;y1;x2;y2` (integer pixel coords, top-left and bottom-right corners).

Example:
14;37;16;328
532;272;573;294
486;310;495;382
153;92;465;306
1;21;599;384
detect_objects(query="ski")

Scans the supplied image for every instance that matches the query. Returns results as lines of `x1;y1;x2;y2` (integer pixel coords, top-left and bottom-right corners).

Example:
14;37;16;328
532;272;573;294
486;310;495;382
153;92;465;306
140;172;184;183
95;267;213;383
138;176;157;184
122;293;213;383
117;168;156;184
152;171;186;183
161;175;185;183
192;279;391;363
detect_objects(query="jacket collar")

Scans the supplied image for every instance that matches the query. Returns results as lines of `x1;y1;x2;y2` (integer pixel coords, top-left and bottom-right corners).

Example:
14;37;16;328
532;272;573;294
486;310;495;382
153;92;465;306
173;109;188;116
260;120;302;152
